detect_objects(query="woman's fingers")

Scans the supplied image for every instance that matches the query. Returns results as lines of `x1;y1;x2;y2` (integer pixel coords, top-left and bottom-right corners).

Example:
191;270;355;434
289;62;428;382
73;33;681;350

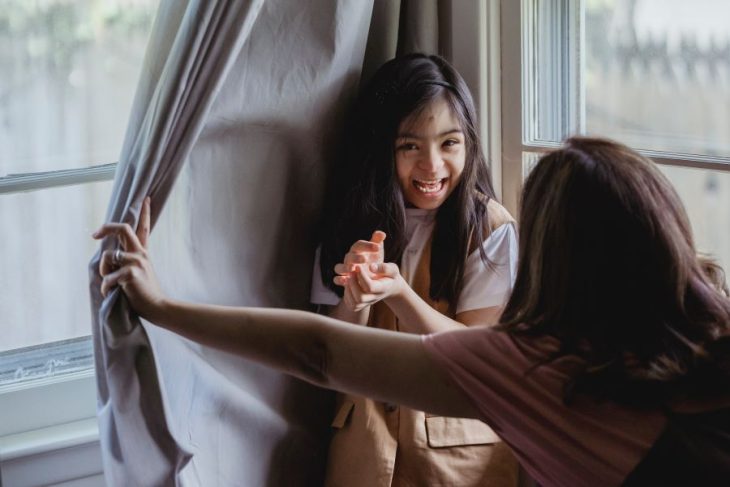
92;196;152;251
137;196;151;249
100;249;144;276
93;222;145;253
100;266;133;297
91;205;166;318
100;249;119;276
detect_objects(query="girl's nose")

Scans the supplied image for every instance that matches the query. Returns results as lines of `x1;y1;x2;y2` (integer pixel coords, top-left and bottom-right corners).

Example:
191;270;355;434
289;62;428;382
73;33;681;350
418;145;444;172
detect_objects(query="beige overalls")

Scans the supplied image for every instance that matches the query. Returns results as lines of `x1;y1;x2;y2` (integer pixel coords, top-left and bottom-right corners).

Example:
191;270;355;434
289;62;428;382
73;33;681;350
325;199;520;487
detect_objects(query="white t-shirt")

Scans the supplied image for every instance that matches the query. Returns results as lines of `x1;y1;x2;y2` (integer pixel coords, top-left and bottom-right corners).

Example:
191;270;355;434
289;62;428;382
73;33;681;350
310;208;518;314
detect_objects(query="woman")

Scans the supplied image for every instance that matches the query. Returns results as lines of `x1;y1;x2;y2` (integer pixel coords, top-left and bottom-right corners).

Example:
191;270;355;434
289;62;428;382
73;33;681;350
94;137;730;486
312;54;518;486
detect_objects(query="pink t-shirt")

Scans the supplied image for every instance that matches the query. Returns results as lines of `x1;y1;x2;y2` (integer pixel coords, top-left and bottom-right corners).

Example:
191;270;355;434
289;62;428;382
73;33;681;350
422;326;667;487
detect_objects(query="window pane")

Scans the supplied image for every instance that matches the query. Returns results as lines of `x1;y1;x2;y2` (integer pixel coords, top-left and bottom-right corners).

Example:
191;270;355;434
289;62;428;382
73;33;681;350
585;0;730;157
659;165;730;272
0;180;112;352
0;0;158;177
522;151;542;179
523;0;581;144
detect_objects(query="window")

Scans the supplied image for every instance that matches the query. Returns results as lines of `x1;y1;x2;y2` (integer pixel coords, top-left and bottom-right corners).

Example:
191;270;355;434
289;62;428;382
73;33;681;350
0;0;158;437
499;0;730;272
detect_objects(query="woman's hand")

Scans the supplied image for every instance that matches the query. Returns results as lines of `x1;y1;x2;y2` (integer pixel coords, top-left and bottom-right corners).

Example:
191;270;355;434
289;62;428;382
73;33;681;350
333;231;405;311
92;197;166;321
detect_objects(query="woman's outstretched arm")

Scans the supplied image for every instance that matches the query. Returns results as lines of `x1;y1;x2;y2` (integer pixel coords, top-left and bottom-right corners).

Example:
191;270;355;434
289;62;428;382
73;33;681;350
92;198;478;419
147;300;478;418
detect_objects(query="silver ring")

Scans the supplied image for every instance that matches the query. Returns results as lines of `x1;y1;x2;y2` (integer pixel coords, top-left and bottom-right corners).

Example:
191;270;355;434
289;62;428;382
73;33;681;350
112;249;123;267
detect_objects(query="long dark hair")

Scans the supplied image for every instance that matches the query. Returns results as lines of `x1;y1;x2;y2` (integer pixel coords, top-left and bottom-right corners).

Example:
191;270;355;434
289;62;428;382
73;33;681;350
319;53;496;306
499;136;730;406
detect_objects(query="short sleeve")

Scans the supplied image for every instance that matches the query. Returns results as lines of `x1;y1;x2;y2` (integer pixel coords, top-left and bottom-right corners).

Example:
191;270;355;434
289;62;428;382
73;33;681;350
422;328;564;452
421;327;522;433
310;246;340;306
456;222;518;314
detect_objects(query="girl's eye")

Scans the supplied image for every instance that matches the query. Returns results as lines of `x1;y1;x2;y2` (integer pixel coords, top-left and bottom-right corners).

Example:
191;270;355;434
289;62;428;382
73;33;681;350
443;139;460;148
397;142;418;151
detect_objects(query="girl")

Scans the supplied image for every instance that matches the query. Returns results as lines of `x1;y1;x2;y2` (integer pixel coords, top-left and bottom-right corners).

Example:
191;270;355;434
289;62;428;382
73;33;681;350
95;137;730;487
311;54;519;486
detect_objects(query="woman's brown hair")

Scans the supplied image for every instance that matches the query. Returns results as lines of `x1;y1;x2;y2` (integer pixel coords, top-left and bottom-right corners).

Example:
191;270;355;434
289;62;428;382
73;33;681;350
499;136;730;406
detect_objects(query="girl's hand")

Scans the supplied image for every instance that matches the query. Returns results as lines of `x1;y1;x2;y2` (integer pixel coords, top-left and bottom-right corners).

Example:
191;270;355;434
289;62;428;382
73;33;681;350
92;197;166;321
346;262;405;312
334;230;386;277
333;230;386;311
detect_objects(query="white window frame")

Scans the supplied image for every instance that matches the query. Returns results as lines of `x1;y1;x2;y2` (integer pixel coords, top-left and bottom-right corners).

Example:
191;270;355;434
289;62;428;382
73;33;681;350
0;168;115;484
1;3;155;482
498;0;730;217
449;0;503;202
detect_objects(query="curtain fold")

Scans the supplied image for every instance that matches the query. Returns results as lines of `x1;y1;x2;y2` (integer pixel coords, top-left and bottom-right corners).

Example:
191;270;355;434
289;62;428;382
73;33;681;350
90;1;266;484
90;0;450;484
361;0;446;82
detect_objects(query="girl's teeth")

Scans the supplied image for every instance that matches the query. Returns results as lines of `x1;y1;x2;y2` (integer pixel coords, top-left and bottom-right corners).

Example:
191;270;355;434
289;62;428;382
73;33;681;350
414;179;444;193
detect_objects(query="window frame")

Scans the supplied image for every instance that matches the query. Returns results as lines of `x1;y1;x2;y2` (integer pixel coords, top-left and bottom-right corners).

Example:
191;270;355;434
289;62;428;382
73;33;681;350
0;4;147;479
0;164;116;393
499;0;730;217
0;0;154;441
0;170;113;483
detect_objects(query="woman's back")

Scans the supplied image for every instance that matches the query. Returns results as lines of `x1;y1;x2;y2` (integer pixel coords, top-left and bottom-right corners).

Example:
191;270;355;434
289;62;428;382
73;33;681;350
426;325;730;486
423;327;667;486
422;136;730;486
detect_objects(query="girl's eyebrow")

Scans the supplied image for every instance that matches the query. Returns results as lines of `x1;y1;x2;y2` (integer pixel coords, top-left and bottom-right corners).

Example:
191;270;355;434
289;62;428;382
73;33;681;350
397;128;463;139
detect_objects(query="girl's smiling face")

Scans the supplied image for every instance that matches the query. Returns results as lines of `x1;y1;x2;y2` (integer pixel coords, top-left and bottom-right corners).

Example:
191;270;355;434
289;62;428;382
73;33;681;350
394;96;466;210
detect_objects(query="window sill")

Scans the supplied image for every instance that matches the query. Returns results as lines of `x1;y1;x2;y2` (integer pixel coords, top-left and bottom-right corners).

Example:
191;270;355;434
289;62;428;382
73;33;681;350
0;371;103;485
0;417;103;486
0;417;98;461
0;371;97;437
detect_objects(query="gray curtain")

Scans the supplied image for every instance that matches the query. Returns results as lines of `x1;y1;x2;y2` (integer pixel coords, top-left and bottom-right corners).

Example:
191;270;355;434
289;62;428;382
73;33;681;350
89;0;448;485
89;1;267;484
362;0;449;82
